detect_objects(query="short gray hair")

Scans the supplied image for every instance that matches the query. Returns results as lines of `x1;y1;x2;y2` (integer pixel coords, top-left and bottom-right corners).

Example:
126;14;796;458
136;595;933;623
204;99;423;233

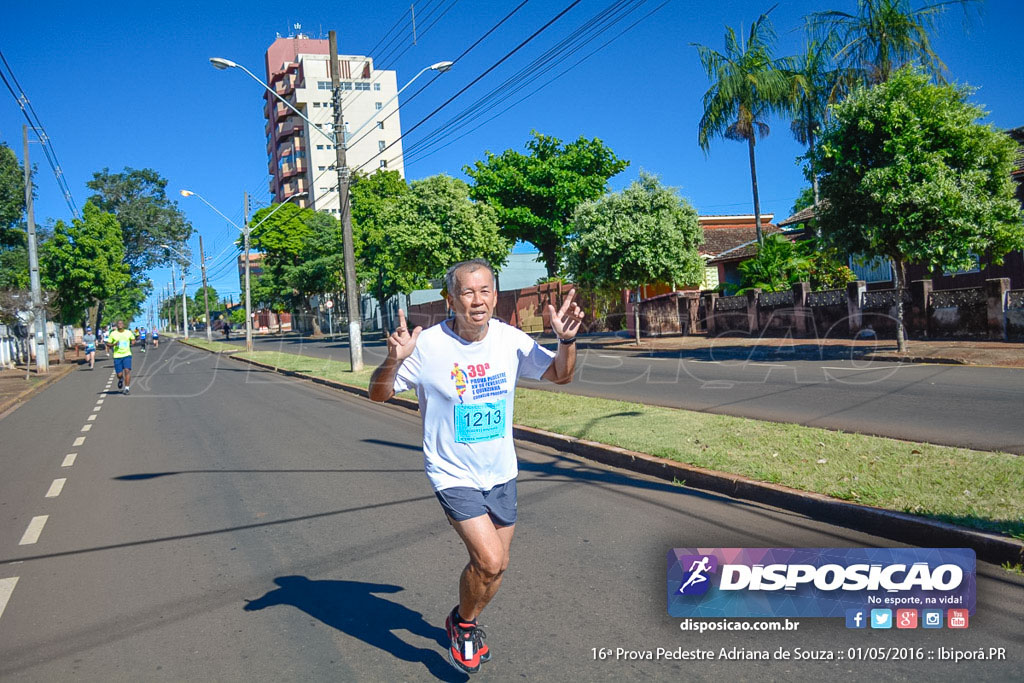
444;259;496;295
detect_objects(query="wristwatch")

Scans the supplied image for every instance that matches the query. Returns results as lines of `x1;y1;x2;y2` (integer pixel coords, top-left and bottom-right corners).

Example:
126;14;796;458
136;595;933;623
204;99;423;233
558;337;577;345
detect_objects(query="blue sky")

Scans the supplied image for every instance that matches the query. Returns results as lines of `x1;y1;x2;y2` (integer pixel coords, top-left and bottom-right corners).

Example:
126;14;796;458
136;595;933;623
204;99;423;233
2;0;1021;321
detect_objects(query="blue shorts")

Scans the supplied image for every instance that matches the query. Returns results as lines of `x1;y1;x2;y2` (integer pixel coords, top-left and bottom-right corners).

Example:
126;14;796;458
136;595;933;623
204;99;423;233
114;356;132;373
85;345;95;353
435;478;517;526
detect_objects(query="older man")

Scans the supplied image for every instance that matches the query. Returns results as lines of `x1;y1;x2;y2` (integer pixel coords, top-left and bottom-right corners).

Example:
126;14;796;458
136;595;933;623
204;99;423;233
369;258;583;674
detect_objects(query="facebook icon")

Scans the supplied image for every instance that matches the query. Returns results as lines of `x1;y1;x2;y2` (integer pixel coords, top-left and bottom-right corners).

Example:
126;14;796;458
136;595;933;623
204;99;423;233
846;609;867;629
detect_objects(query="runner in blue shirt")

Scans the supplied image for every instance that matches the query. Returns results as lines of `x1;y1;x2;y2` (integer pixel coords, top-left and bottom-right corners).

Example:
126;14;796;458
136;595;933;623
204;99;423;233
81;327;97;370
139;327;148;353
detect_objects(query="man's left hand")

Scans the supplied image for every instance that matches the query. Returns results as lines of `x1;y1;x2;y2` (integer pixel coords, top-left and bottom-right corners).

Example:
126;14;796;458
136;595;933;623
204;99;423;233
546;288;584;340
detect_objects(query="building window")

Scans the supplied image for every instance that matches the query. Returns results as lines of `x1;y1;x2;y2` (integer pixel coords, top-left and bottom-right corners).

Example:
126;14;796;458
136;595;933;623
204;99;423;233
378;140;386;152
375;102;383;110
355;82;370;91
318;166;326;171
316;144;324;150
380;159;388;168
376;121;384;130
373;82;381;91
317;81;331;90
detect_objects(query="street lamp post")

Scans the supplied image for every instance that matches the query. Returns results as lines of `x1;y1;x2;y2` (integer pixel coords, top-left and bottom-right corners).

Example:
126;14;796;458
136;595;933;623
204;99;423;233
180;190;307;352
210;51;452;371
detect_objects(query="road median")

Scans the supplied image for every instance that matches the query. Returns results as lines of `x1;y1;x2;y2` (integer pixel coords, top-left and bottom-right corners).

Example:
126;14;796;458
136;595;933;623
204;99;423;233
177;338;1024;566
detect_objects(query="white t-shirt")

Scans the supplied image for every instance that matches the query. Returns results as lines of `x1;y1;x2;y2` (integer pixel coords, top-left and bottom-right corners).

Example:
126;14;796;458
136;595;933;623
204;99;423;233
393;318;556;492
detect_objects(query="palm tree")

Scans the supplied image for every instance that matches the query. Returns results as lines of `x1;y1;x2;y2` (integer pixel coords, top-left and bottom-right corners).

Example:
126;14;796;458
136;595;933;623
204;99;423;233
694;9;790;246
785;33;849;210
809;0;979;86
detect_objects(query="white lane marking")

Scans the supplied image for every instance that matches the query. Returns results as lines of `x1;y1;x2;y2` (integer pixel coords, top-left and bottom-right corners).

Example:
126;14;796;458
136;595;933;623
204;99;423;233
0;577;19;621
19;516;47;545
96;399;104;405
45;479;66;498
81;424;92;432
687;360;721;364
93;406;101;412
73;437;85;446
62;453;77;467
87;414;97;421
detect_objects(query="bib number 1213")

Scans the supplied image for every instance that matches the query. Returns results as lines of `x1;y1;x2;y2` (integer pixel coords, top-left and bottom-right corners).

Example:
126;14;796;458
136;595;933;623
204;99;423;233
454;399;506;443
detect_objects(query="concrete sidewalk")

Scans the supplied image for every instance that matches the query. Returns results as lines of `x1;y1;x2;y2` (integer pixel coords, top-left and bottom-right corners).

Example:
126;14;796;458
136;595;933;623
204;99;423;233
560;332;1024;367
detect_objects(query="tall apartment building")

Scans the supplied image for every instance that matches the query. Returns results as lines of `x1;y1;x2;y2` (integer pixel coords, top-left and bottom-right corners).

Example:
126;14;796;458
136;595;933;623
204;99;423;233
264;35;404;214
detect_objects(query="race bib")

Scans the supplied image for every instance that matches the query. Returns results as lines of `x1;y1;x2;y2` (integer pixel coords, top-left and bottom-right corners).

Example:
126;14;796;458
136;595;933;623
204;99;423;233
454;400;506;443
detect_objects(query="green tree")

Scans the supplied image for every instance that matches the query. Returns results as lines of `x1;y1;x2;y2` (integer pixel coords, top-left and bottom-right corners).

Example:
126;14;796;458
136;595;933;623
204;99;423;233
86;168;194;278
104;284;149;326
785;32;850;209
809;0;979;86
363;174;510;328
694;9;790;246
811;68;1024;350
193;285;218;320
0;142;30;289
465;131;628;277
41;203;129;326
565;173;704;344
351;170;412;320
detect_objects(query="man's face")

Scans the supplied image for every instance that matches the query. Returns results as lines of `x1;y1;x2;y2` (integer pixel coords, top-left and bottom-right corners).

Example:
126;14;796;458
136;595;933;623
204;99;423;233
447;267;497;330
117;320;124;331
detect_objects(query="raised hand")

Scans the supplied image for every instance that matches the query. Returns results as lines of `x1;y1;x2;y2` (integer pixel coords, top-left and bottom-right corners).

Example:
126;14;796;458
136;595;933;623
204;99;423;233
387;308;422;361
546;288;584;340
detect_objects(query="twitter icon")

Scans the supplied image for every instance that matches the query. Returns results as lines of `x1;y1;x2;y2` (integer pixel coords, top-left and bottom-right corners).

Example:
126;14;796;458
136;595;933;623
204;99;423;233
870;609;892;629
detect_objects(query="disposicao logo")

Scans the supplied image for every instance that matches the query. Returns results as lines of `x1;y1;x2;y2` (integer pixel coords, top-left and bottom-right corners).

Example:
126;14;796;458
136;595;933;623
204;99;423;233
667;548;976;619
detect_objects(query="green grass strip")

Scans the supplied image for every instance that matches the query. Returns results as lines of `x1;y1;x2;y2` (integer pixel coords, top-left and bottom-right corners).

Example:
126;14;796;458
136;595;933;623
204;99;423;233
180;338;245;353
231;349;1023;539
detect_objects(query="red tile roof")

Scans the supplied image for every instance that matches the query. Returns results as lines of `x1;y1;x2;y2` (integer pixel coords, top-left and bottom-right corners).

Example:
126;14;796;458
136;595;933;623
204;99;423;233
700;224;782;263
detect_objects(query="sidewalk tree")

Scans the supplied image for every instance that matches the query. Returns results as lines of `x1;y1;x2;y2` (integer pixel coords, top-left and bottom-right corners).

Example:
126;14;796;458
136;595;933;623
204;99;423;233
808;0;979;86
351;169;411;327
193;285;218;318
0;141;30;289
41;202;129;327
465;131;628;278
86;167;192;326
694;8;790;247
362;174;510;329
565;173;704;345
811;67;1024;351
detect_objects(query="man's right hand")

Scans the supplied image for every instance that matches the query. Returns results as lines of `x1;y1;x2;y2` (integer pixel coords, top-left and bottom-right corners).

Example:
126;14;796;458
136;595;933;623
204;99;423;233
387;309;422;361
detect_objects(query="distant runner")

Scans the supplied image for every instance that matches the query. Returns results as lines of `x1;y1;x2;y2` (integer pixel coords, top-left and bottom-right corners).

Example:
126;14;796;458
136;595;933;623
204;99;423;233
152;328;159;348
369;258;584;675
81;327;97;370
108;320;136;394
139;326;148;353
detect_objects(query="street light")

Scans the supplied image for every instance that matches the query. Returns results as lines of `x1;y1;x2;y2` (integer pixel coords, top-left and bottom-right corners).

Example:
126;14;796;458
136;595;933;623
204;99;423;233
210;52;453;371
179;189;307;352
161;241;215;342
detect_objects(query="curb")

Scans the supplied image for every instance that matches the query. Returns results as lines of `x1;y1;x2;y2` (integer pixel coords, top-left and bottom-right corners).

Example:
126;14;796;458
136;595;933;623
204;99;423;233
0;362;78;419
862;353;969;365
190;342;1024;566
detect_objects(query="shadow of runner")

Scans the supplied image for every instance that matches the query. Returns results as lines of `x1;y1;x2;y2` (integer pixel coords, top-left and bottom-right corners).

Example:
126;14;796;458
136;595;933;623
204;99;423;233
244;576;465;681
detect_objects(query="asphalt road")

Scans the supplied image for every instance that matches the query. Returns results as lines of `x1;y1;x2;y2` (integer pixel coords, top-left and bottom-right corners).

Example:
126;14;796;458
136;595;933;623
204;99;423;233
0;341;1021;681
248;333;1024;454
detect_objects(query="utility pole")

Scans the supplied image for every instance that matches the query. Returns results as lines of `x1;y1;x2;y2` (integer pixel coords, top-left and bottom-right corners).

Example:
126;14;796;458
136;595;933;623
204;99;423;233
23;126;48;373
180;264;189;339
329;30;364;371
243;191;254;353
199;234;212;342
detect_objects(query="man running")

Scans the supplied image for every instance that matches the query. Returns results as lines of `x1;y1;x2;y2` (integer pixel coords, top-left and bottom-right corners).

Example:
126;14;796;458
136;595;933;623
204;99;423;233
107;320;136;394
139;326;148;353
152;328;159;348
81;327;97;370
368;258;583;675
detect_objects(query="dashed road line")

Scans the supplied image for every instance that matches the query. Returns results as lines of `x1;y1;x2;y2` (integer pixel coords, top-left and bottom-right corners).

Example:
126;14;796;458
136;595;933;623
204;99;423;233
73;436;85;446
19;516;47;545
0;577;19;621
87;414;97;421
92;406;101;412
45;479;66;498
81;424;92;432
62;453;77;467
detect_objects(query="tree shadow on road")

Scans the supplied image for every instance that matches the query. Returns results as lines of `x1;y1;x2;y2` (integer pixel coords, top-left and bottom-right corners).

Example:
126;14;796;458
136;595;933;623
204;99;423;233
244;576;463;681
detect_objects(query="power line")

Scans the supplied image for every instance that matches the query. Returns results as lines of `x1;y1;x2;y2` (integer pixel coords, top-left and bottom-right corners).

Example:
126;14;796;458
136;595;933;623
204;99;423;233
351;0;583;175
404;0;670;167
0;49;79;218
